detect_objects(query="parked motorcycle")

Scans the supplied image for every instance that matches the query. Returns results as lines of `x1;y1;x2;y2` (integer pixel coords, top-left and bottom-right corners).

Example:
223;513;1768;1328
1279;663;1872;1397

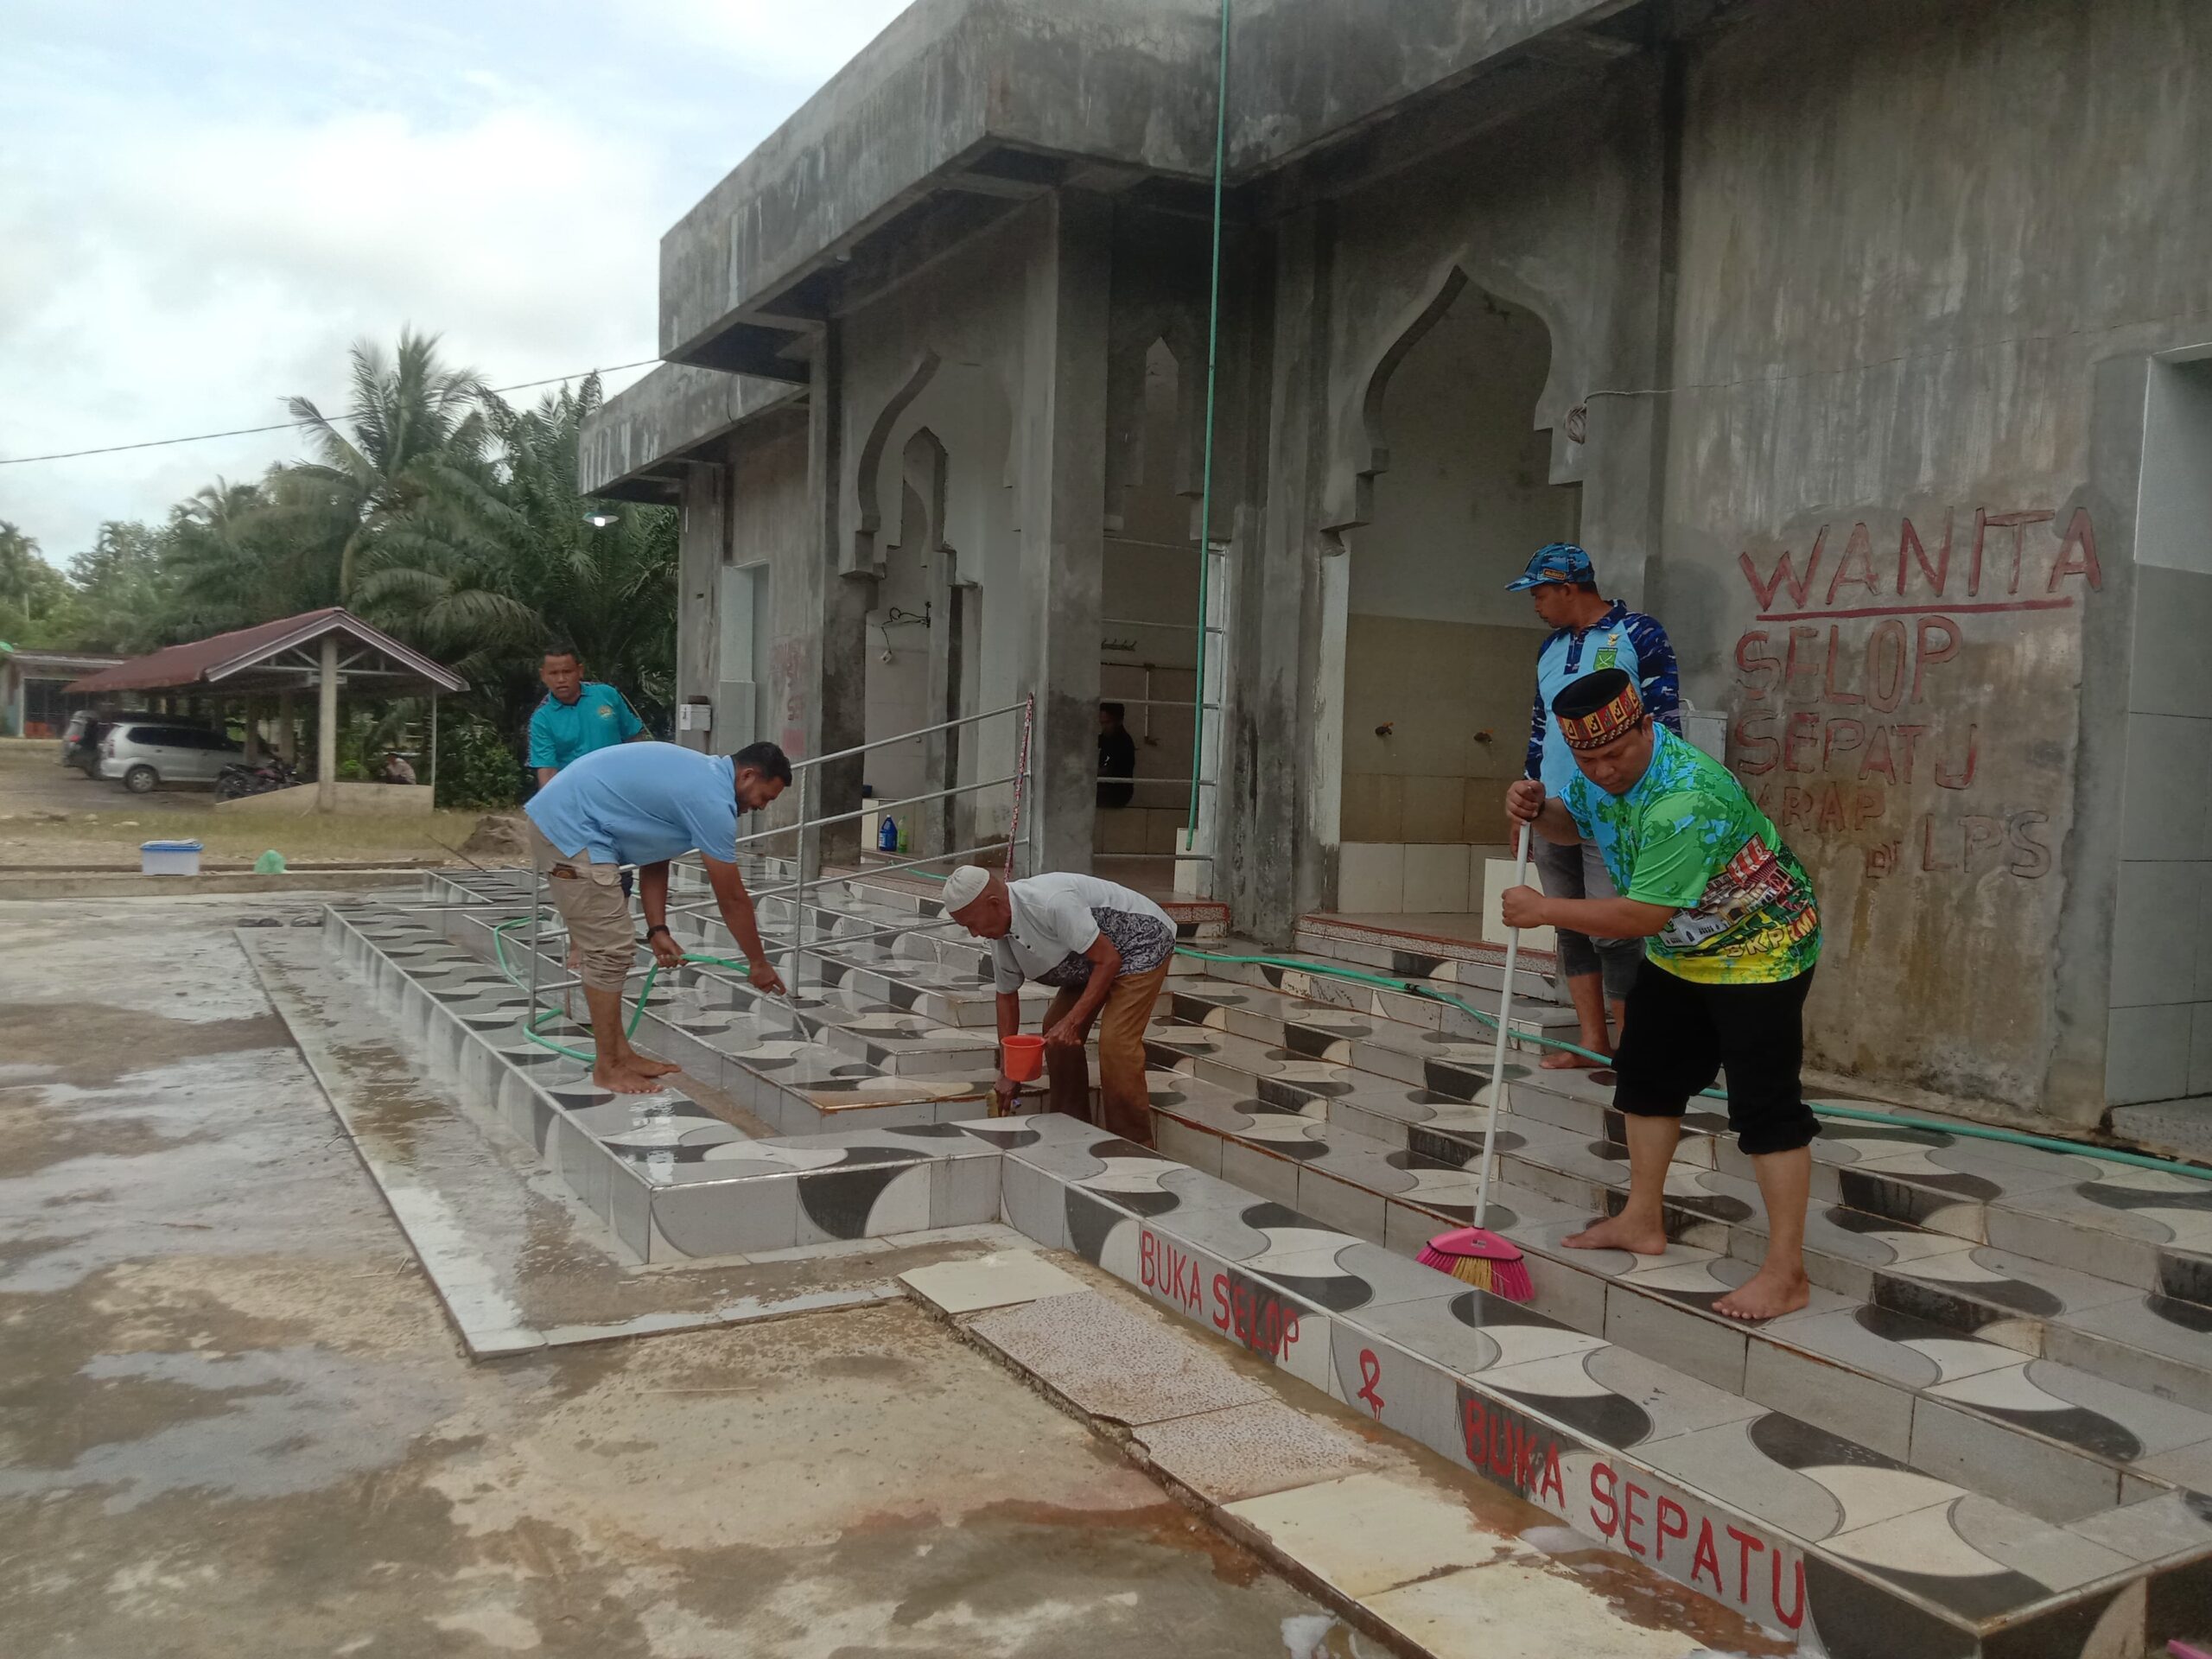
215;755;299;801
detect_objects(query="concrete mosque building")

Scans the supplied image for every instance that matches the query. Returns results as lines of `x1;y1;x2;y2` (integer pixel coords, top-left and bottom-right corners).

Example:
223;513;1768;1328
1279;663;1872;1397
577;0;2212;1134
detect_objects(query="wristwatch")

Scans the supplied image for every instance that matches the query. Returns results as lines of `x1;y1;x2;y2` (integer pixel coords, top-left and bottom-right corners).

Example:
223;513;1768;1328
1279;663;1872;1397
646;925;673;940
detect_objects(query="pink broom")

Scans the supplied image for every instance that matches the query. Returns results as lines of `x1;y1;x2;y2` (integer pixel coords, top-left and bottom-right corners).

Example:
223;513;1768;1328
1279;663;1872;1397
1416;821;1535;1301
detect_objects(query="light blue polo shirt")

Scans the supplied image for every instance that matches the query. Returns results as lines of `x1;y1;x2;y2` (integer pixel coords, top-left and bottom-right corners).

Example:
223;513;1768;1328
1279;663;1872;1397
528;683;643;771
524;742;740;868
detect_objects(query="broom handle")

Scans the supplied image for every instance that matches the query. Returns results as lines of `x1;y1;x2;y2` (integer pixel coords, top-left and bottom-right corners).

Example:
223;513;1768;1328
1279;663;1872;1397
1474;818;1533;1230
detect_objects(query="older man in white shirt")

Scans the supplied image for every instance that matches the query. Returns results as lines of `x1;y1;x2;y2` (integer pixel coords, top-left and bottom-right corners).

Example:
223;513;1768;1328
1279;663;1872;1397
944;864;1177;1146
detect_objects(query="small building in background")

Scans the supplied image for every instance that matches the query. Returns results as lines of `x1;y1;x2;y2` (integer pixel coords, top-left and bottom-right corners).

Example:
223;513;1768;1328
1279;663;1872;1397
1;647;127;738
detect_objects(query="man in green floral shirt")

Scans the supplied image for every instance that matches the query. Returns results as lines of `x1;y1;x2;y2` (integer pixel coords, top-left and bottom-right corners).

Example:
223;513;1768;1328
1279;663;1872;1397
1502;668;1821;1319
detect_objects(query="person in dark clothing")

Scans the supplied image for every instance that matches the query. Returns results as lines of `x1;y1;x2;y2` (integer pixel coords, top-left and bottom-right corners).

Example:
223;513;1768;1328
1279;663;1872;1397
1097;702;1136;809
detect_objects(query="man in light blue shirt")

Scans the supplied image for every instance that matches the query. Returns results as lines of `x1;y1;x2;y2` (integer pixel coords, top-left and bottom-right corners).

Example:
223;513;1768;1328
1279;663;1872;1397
530;643;646;921
1507;543;1681;1071
529;643;645;785
524;740;791;1093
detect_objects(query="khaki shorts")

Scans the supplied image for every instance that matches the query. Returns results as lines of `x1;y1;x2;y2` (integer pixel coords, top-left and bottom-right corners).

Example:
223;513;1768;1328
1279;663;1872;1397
527;822;636;991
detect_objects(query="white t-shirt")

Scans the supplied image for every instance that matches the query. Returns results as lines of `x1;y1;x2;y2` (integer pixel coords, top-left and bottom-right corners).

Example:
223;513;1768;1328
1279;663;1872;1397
990;872;1177;992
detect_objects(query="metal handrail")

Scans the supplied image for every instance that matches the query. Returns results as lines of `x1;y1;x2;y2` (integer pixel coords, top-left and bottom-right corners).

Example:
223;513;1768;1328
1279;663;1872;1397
1101;616;1222;634
675;912;968;957
664;836;1014;920
787;699;1030;773
724;772;1014;852
809;772;1020;837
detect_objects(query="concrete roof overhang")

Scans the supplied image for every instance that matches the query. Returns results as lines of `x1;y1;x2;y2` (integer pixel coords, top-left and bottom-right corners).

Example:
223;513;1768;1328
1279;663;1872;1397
582;0;1658;497
577;364;806;501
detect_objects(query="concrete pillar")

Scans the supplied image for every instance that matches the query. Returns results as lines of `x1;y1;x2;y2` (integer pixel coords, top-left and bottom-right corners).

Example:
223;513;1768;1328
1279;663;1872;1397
676;464;727;753
808;319;869;873
315;634;339;813
1016;191;1113;876
1224;207;1332;944
921;563;966;860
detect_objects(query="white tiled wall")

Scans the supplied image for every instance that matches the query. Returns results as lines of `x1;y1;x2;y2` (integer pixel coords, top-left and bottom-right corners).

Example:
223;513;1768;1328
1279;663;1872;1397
1337;842;1515;917
2107;563;2212;1104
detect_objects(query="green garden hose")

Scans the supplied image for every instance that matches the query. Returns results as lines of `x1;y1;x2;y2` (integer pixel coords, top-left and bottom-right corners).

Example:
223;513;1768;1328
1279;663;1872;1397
483;897;2207;1180
489;916;763;1065
1174;945;2211;1180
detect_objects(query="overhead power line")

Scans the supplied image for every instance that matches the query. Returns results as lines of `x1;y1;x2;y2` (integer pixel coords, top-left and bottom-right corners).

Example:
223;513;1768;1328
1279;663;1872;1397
0;358;662;467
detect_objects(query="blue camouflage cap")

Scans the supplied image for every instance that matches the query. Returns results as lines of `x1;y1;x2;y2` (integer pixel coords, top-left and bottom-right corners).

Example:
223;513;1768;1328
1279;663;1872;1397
1504;542;1597;592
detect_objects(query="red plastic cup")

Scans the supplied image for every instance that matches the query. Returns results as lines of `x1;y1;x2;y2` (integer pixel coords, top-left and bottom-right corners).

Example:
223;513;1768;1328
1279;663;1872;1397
1001;1033;1045;1082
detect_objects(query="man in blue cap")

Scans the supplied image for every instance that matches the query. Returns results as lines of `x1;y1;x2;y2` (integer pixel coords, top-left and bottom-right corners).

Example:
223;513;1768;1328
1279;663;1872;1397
1506;543;1681;1069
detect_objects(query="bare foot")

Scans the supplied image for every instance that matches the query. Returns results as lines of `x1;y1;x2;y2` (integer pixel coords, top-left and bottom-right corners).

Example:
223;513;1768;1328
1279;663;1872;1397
626;1053;680;1077
1713;1265;1810;1322
1541;1048;1607;1071
1562;1212;1669;1255
594;1062;666;1095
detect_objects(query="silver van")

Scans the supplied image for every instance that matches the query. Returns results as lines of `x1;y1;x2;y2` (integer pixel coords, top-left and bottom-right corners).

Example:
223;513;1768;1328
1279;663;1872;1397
98;721;242;792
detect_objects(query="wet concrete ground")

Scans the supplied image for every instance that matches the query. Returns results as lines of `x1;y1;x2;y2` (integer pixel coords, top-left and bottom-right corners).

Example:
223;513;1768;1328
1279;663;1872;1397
0;895;1359;1657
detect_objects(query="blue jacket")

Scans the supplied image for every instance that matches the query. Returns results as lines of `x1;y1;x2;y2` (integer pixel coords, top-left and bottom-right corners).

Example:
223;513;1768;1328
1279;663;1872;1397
1526;601;1681;797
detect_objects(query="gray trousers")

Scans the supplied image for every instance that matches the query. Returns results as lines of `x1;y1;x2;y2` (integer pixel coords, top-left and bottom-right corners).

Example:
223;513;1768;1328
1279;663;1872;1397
1531;836;1642;1001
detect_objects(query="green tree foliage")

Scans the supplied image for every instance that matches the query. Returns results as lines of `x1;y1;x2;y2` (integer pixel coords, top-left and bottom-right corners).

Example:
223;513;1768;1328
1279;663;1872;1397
0;521;83;647
431;713;524;810
23;331;677;781
161;478;347;639
354;373;677;738
279;328;489;599
65;520;173;653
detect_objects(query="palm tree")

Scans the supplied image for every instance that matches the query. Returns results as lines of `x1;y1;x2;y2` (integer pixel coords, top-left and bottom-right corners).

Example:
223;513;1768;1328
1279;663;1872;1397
0;521;81;647
161;477;346;639
354;374;677;736
281;328;489;597
64;519;174;653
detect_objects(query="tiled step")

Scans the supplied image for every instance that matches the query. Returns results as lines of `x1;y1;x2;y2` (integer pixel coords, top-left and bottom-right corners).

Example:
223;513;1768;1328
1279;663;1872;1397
327;901;1009;1262
988;1112;2212;1659
1161;967;2212;1301
1187;952;1580;1046
1145;1001;2212;1413
1215;929;1567;1007
1294;913;1561;988
1137;1062;2212;1530
433;863;2212;1414
436;901;1024;1135
338;883;2212;1656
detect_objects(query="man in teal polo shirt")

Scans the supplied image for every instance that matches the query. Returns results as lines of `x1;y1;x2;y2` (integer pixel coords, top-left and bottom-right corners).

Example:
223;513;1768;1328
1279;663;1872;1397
530;642;645;784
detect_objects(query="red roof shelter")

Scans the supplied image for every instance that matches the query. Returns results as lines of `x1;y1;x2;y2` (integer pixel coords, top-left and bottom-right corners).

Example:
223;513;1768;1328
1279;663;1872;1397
70;608;467;810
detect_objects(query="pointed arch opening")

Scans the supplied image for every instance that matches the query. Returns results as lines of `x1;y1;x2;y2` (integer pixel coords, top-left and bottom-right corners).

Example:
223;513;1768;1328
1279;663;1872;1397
1097;334;1203;874
1326;276;1580;923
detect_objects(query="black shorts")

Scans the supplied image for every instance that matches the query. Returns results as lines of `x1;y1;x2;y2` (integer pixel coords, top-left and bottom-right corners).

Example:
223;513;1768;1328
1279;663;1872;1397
1611;958;1819;1156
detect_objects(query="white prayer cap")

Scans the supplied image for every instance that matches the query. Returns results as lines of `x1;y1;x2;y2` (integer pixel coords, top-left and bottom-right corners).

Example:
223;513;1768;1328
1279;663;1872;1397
943;865;991;912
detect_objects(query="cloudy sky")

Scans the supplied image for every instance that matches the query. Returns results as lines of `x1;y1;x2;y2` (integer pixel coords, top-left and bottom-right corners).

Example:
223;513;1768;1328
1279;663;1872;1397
0;0;911;566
